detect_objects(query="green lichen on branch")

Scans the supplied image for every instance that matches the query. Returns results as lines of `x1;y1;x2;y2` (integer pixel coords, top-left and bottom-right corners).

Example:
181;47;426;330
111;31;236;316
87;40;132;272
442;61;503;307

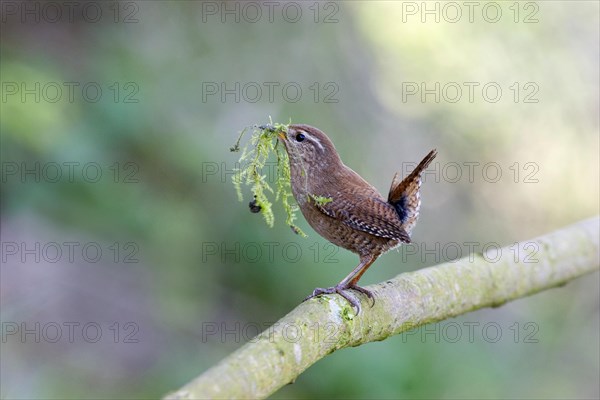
309;194;333;207
231;120;306;237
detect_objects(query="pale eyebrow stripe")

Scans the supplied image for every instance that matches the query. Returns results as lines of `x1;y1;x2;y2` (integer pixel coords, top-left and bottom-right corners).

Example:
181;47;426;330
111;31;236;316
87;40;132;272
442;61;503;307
303;131;324;151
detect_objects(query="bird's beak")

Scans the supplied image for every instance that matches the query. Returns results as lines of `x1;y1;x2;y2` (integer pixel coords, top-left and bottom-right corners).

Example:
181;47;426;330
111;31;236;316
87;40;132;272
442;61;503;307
278;131;286;141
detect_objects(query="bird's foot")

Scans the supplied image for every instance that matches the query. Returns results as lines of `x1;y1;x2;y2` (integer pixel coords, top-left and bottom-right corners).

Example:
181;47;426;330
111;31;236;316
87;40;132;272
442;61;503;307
347;284;375;306
303;284;375;313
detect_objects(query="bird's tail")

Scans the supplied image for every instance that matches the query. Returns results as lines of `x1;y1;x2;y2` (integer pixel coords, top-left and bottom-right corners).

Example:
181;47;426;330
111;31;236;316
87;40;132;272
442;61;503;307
387;149;437;236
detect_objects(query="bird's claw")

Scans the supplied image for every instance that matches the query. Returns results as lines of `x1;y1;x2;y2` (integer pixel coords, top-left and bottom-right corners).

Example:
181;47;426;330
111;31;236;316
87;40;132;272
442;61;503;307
303;284;375;313
347;284;375;307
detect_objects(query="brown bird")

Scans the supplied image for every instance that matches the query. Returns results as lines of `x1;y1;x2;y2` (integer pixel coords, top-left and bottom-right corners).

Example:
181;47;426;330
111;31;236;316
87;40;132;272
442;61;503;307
276;124;437;311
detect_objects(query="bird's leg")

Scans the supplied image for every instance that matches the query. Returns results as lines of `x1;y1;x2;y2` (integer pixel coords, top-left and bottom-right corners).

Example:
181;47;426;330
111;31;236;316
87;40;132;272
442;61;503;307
338;254;378;303
304;254;379;312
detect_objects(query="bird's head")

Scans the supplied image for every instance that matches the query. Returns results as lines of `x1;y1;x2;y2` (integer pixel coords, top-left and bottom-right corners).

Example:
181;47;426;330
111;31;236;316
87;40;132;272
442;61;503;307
277;124;342;176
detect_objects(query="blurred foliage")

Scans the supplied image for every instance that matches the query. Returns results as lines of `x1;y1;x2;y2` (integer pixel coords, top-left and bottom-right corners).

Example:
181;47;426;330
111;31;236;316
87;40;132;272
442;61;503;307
1;1;598;399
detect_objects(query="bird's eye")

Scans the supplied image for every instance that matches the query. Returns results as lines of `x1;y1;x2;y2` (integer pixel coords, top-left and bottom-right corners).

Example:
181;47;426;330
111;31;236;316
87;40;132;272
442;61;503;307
295;133;305;142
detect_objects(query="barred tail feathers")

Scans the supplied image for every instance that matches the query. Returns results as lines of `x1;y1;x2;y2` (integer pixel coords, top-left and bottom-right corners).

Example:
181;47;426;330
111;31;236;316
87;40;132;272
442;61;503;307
387;149;437;235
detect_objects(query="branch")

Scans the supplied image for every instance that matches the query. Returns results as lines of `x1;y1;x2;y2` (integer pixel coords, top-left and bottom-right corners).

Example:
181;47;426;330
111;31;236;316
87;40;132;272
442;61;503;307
165;217;600;400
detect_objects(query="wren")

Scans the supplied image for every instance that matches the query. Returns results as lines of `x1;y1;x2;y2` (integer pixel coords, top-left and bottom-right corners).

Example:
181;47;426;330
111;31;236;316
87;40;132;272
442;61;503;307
277;124;437;312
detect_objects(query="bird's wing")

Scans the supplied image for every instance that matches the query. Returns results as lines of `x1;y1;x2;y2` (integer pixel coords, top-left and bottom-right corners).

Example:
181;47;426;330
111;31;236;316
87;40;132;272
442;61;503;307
313;195;411;243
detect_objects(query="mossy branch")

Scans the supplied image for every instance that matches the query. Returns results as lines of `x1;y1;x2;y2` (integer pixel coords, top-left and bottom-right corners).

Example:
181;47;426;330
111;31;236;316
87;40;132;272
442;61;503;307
165;217;599;400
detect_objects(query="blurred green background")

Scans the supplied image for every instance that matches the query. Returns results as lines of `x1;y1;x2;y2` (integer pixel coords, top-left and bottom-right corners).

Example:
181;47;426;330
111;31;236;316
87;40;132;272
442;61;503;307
1;1;598;399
